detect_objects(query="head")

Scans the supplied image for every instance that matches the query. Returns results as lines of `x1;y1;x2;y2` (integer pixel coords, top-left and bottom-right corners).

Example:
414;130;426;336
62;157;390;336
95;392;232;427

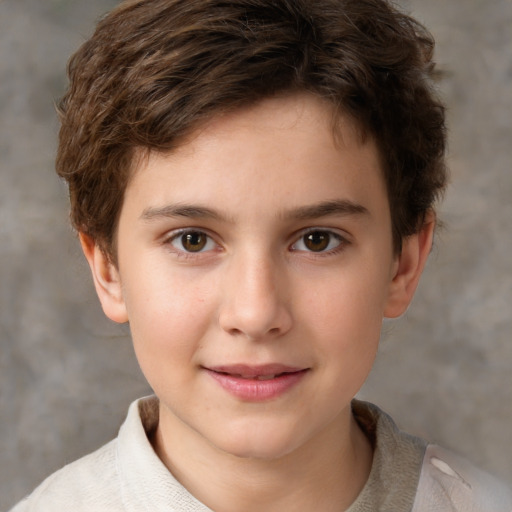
58;0;448;466
57;0;447;262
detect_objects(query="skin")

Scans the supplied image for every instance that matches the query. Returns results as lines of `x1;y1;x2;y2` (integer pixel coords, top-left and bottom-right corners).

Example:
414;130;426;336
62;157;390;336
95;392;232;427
82;93;434;512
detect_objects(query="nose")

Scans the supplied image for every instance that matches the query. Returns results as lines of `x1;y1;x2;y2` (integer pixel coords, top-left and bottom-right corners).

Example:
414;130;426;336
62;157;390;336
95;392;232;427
218;254;292;340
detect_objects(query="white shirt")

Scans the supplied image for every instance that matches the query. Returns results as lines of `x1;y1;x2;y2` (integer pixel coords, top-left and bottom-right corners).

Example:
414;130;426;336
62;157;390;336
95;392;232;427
10;396;512;512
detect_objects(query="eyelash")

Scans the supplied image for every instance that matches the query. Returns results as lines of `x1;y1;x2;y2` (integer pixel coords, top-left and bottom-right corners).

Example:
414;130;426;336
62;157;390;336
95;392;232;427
164;228;349;257
166;229;219;256
290;228;348;255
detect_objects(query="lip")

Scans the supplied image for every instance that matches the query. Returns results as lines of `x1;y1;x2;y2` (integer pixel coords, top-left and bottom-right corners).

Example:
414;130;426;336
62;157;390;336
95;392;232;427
203;364;309;401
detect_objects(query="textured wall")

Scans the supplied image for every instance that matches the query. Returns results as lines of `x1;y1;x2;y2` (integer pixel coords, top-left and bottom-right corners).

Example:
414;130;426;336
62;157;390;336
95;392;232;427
0;0;510;509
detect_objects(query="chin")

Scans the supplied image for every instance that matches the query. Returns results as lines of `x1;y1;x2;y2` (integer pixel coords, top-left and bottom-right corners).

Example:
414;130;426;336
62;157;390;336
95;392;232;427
208;422;305;461
219;441;295;461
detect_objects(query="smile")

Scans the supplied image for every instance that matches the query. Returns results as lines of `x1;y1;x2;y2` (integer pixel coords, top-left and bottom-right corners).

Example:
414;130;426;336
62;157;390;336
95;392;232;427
203;364;309;401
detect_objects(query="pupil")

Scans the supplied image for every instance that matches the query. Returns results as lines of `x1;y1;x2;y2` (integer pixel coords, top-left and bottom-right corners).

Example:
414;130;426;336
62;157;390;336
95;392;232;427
305;231;329;252
182;232;206;252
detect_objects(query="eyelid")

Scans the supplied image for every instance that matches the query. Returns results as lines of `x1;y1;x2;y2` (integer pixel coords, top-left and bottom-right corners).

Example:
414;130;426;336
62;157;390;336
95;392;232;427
289;227;351;253
164;227;220;254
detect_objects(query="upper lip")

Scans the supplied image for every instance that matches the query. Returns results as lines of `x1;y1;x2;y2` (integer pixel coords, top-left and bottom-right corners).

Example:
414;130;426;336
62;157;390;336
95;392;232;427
204;364;307;378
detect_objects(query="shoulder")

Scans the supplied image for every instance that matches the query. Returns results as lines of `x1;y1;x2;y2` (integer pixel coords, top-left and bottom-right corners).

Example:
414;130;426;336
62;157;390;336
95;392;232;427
412;444;512;512
352;400;512;512
8;439;123;512
8;396;161;512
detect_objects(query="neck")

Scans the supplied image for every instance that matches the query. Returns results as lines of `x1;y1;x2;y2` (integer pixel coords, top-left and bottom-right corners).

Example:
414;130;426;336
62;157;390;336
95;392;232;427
152;405;373;512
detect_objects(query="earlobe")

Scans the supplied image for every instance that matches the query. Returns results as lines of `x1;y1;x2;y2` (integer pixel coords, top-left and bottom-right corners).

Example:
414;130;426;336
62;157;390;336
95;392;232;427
79;233;128;324
384;213;435;319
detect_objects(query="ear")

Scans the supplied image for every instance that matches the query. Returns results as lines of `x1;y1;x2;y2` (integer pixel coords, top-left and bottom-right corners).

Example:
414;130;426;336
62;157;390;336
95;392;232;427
79;233;128;324
384;213;435;318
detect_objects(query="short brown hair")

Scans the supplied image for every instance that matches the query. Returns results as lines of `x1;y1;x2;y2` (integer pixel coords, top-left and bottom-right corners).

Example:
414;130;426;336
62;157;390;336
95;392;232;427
56;0;447;257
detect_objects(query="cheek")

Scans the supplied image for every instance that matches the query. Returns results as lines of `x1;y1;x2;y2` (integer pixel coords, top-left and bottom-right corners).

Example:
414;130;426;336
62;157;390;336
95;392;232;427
122;269;217;361
300;266;389;360
312;290;382;401
305;270;389;327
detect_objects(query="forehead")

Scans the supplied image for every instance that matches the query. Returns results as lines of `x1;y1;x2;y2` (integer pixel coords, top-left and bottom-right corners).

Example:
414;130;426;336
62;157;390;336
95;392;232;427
125;93;388;220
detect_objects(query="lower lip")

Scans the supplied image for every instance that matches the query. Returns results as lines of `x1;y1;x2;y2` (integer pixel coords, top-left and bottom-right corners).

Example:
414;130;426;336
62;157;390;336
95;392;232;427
205;369;308;401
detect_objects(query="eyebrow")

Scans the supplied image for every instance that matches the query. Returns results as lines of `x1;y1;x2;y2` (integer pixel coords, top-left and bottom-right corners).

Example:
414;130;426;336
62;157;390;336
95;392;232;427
284;199;369;220
140;199;369;223
140;204;226;222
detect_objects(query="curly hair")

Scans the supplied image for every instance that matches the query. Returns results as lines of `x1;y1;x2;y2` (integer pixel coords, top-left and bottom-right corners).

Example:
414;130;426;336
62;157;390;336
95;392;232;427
56;0;447;258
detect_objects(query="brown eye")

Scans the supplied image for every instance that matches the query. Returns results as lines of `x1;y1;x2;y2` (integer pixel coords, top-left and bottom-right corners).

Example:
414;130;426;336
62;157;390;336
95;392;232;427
169;230;216;253
181;232;207;252
303;231;331;252
291;230;344;253
169;229;217;255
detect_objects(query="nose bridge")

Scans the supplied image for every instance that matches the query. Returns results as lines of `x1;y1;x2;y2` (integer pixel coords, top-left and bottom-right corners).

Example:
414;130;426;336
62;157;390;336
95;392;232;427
219;248;291;339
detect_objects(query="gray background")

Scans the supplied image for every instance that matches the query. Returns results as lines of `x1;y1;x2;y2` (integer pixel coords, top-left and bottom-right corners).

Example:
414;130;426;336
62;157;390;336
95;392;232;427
0;0;511;509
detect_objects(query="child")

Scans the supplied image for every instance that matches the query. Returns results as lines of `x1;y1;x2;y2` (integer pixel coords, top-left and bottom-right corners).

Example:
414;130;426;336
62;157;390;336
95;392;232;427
10;0;512;510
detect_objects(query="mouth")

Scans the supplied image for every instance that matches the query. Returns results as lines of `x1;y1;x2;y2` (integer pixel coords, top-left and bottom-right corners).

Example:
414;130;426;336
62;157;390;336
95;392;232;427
203;364;309;401
206;363;307;378
215;371;299;381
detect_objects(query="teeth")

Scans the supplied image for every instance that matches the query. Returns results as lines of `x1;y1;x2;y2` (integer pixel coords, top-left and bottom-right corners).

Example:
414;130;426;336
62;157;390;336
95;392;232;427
256;374;276;381
228;373;278;380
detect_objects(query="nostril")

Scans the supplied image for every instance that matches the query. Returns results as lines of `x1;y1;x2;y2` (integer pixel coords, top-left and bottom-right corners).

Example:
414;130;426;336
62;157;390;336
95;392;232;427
218;272;293;339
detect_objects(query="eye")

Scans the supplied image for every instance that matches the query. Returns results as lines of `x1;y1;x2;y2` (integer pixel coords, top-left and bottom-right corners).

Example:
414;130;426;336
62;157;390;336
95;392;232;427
169;230;217;253
291;230;344;253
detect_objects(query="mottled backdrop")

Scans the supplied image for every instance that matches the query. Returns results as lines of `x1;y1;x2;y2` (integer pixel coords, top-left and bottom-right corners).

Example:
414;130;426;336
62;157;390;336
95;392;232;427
0;0;511;509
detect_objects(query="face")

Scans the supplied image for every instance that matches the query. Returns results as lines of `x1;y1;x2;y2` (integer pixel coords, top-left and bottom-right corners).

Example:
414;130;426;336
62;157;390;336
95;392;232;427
85;93;430;462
